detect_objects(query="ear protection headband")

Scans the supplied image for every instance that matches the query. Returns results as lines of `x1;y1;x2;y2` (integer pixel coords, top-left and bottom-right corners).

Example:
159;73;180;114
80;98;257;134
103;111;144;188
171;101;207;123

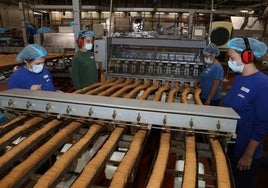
241;38;254;64
77;31;86;48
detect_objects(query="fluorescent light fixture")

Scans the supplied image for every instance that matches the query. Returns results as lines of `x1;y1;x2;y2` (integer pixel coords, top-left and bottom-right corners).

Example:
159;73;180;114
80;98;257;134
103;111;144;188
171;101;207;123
240;10;248;13
240;10;254;14
33;12;42;15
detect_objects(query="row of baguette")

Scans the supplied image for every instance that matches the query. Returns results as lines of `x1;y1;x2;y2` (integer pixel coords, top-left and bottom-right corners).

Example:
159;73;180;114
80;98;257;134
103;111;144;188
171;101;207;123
0;77;231;188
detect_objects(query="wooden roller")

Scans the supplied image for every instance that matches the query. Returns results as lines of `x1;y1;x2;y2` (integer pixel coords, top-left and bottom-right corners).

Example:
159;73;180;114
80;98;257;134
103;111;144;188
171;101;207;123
0;121;83;188
34;124;103;188
71;126;125;188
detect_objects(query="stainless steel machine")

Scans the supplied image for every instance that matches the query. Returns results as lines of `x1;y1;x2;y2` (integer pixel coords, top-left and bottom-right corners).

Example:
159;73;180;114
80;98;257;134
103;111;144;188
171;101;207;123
0;89;238;134
95;36;206;87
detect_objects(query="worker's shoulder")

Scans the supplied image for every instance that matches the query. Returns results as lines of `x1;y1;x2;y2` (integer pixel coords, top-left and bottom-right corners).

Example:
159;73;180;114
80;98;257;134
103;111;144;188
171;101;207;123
11;66;27;75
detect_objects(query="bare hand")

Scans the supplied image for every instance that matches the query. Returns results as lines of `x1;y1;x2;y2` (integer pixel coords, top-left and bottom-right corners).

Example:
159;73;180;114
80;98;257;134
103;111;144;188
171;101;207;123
237;153;253;171
204;99;211;105
30;84;42;90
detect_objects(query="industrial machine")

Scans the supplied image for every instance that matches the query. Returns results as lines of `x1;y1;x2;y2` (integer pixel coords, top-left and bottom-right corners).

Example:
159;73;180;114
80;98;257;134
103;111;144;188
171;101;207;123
94;35;207;87
0;12;242;186
0;82;239;188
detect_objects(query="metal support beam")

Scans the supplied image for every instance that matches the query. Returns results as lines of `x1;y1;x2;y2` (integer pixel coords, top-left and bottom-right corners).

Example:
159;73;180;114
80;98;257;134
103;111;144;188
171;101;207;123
19;2;27;46
72;0;82;52
0;89;239;136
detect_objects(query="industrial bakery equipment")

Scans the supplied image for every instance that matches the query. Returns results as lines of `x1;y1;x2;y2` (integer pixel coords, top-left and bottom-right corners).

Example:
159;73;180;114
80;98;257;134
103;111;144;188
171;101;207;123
0;85;239;188
95;36;206;87
0;24;240;188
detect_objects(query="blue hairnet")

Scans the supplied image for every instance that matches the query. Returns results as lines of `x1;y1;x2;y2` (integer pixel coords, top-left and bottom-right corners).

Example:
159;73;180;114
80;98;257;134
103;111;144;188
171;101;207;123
78;30;95;38
227;37;268;58
202;43;220;57
16;44;47;62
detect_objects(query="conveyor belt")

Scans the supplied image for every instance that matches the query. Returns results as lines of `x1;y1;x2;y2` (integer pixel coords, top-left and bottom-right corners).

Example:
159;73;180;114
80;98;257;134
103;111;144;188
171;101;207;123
0;119;61;174
35;123;103;188
0;120;84;187
71;126;125;188
0;77;237;188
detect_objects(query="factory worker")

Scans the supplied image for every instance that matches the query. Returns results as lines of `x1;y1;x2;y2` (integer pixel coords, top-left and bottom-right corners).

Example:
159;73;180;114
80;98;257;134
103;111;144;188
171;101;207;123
194;43;224;106
25;20;36;44
222;37;268;188
8;44;58;91
71;30;99;90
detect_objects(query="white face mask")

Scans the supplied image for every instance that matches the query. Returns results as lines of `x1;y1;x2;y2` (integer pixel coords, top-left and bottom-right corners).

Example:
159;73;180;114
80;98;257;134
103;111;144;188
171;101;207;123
30;64;44;73
204;57;212;64
84;43;93;51
228;60;244;73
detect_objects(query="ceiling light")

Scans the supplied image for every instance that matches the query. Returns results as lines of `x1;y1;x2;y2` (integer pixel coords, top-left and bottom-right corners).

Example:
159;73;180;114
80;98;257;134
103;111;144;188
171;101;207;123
240;10;249;13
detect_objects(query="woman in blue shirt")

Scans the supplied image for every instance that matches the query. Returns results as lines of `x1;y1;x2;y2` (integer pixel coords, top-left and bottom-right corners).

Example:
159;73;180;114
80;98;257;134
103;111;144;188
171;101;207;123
222;37;268;188
8;44;58;92
195;43;224;106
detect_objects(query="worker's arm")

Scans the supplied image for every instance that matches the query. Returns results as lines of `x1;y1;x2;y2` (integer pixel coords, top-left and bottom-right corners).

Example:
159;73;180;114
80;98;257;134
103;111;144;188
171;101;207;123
237;139;259;170
204;79;220;105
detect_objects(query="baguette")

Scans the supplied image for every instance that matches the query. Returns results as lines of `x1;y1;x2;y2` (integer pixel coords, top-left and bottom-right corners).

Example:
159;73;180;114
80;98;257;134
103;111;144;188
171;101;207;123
71;127;125;188
209;138;231;188
146;132;170;188
109;130;147;188
0;121;82;188
182;135;197;188
35;124;102;188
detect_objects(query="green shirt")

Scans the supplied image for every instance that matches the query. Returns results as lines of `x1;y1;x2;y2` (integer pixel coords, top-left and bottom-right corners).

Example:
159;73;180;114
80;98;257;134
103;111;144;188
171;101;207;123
71;50;98;90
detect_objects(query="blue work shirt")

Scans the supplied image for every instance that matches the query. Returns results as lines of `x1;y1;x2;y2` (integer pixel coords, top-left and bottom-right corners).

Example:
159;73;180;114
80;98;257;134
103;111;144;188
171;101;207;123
199;62;224;101
8;66;56;91
222;71;268;159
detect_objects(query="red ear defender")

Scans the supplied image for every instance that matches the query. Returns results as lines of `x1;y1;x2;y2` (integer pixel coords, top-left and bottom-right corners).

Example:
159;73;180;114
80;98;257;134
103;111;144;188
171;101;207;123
77;30;87;48
241;38;254;64
77;38;84;48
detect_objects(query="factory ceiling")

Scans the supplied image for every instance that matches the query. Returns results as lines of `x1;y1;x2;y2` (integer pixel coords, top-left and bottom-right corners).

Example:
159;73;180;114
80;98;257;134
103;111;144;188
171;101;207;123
42;0;267;17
